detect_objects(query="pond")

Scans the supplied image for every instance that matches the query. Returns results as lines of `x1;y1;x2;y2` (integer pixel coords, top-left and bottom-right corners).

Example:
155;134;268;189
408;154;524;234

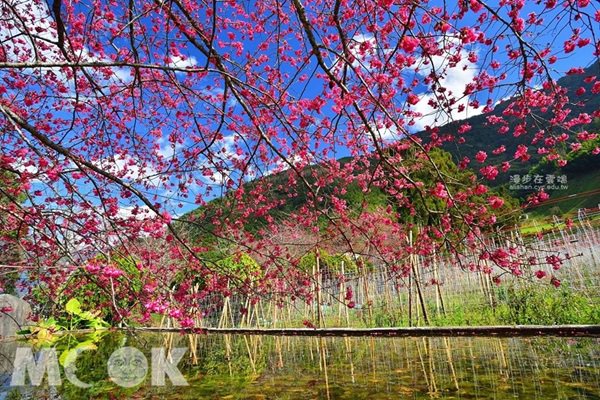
0;332;598;399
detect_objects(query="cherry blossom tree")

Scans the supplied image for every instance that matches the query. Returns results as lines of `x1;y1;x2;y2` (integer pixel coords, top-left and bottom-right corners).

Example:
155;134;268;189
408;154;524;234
1;0;598;325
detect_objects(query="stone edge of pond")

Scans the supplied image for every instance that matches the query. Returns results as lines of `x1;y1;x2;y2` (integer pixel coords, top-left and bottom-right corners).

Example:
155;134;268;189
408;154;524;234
2;325;599;342
131;325;600;337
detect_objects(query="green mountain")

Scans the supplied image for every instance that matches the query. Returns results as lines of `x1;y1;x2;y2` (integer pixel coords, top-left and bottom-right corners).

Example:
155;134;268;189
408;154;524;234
418;61;600;218
180;62;600;239
180;146;519;244
419;60;600;184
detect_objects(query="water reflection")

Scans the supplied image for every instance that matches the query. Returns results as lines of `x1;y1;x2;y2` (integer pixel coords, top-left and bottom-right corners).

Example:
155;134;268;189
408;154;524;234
1;333;598;399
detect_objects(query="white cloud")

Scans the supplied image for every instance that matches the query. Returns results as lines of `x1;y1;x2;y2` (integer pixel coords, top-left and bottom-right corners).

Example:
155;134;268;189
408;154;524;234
265;153;314;176
116;205;157;220
340;33;480;134
409;49;481;131
215;134;244;162
345;33;378;71
9;154;75;184
11;159;38;175
1;0;131;94
199;87;238;108
196;135;239;185
167;55;198;70
97;154;161;186
0;0;57;63
374;125;402;141
156;136;185;159
207;170;229;185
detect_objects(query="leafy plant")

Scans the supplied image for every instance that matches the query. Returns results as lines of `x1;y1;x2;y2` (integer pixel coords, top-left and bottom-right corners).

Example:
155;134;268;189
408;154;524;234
64;298;110;330
20;298;109;343
216;252;261;282
497;285;600;325
298;250;359;274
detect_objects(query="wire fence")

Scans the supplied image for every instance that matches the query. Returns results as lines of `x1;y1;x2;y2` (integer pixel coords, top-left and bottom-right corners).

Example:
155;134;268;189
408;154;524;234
188;215;600;329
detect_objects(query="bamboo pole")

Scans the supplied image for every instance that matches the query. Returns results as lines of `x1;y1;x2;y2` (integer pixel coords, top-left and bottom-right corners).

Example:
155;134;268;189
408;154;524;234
224;334;233;376
395;275;406;325
362;261;372;325
344;336;356;383
316;250;324;328
341;261;350;327
426;337;438;394
318;337;331;400
416;338;431;392
433;252;446;317
443;337;459;390
408;269;414;327
412;255;429;325
408;230;429;325
275;336;284;368
338;261;344;324
382;267;393;325
243;335;257;373
187;334;198;365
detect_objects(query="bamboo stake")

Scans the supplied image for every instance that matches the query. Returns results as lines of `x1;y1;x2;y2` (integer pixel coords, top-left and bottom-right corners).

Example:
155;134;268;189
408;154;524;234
316;251;324;328
362;262;372;325
426;338;438;394
187;334;198;365
224;334;233;376
412;254;429;325
383;267;393;324
318;337;330;400
344;337;356;383
443;337;459;390
228;296;235;327
243;335;257;373
408;270;414;327
338;263;343;324
341;261;351;327
416;338;431;392
433;251;446;317
275;336;284;368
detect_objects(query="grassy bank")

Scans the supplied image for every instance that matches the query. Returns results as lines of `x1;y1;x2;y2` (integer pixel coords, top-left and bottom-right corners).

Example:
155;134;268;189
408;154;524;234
311;283;600;328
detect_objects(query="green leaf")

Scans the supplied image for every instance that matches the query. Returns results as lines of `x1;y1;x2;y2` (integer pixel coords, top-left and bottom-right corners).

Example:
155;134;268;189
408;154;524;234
38;317;65;331
65;298;82;315
78;310;99;321
88;319;109;329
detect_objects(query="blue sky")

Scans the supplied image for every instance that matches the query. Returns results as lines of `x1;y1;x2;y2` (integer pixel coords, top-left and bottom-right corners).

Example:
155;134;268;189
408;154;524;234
2;0;598;223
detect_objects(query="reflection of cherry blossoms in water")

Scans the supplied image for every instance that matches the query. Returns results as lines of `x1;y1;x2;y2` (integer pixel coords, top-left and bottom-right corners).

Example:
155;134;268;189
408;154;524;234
2;332;598;398
107;347;148;388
